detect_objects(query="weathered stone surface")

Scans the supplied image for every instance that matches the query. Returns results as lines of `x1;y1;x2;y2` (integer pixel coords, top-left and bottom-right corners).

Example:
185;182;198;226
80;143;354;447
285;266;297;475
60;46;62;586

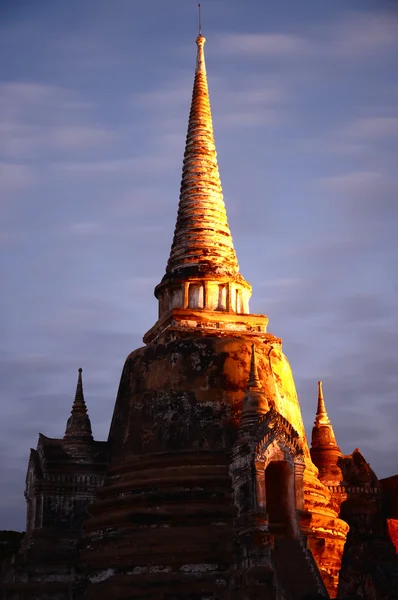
76;333;348;598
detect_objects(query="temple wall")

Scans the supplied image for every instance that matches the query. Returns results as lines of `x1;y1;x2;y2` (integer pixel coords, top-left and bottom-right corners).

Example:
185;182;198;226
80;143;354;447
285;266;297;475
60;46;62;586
42;495;95;530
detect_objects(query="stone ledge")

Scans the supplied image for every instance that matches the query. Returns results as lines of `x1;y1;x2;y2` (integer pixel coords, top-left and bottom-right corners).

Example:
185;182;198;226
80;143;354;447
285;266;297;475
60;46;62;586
144;307;270;344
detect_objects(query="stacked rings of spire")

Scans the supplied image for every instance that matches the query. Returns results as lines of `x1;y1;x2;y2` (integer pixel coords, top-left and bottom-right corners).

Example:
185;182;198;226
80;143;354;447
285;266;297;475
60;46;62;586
166;35;239;277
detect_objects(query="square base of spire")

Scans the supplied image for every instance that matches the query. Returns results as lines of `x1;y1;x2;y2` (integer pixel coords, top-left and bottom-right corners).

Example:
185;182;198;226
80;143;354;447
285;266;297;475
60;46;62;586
143;308;269;345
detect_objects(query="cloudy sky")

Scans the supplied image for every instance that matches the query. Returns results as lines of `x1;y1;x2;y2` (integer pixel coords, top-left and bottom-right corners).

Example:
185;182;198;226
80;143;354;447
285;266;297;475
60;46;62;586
1;0;397;530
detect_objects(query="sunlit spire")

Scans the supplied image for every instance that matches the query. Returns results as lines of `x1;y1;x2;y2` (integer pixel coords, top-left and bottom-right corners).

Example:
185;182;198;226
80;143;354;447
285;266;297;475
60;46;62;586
146;16;262;344
310;381;342;484
315;381;330;425
164;30;240;280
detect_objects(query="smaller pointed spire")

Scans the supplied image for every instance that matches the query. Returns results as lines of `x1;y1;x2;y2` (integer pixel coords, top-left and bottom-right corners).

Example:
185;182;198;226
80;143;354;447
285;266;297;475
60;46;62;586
64;368;93;442
315;381;329;425
75;367;84;405
240;344;267;432
247;343;262;389
311;381;342;485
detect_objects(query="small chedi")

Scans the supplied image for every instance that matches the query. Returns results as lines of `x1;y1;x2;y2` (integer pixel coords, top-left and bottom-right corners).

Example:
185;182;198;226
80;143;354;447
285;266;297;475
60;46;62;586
1;23;398;600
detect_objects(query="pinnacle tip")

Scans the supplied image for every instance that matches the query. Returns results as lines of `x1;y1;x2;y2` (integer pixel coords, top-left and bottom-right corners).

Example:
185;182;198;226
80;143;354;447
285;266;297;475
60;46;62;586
198;3;202;36
78;367;83;374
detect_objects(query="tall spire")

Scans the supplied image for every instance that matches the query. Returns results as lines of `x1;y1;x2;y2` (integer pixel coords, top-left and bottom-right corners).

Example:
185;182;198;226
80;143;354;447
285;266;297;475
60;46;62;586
164;31;240;279
146;18;263;344
64;368;93;442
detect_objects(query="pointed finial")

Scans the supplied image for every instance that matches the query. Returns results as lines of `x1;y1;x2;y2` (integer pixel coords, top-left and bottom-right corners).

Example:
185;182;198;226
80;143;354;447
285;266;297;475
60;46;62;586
198;4;202;36
316;380;328;421
311;380;342;482
64;367;93;441
247;343;262;389
74;367;85;405
196;3;206;52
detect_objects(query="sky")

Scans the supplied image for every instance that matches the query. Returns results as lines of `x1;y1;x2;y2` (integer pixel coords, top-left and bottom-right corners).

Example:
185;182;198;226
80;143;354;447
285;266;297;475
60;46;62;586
1;0;397;530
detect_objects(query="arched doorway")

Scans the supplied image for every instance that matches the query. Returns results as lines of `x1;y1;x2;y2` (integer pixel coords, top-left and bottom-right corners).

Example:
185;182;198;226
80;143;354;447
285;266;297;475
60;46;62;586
265;460;295;537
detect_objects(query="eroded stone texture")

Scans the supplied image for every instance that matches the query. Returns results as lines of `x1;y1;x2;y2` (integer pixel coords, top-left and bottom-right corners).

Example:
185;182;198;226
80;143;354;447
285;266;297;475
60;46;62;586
77;333;349;598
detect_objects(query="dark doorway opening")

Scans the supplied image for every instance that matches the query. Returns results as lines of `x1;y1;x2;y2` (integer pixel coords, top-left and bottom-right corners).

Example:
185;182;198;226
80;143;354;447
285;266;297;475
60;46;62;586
265;460;295;536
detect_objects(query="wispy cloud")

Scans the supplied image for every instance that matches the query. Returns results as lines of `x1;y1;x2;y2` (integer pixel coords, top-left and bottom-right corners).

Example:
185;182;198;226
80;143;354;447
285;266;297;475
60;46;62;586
217;33;309;58
296;111;398;164
66;222;105;235
58;153;177;177
0;82;115;161
214;82;286;128
313;171;398;237
0;162;37;194
50;125;115;149
333;10;398;56
315;171;383;193
217;10;398;61
339;116;398;140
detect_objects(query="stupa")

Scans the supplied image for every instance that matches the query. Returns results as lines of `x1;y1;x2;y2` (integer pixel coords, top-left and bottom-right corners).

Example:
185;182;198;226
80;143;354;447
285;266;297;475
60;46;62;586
77;26;348;600
3;13;398;600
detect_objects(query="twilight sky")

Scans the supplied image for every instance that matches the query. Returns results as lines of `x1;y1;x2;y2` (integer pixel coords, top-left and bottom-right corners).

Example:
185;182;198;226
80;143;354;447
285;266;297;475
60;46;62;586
1;0;397;530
